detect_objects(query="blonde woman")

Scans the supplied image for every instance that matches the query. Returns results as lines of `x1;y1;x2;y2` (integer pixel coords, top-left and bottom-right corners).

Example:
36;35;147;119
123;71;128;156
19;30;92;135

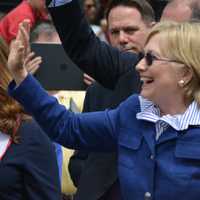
8;20;200;200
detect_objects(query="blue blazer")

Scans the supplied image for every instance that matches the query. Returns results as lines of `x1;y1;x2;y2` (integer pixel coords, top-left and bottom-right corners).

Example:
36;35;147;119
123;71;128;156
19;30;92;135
9;75;200;200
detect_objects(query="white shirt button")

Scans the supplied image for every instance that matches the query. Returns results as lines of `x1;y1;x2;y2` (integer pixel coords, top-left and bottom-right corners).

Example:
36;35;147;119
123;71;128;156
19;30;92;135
144;192;152;199
150;155;154;160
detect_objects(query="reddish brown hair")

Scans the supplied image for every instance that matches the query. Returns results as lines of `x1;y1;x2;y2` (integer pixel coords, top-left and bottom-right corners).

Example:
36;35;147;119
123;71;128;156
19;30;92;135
0;37;30;143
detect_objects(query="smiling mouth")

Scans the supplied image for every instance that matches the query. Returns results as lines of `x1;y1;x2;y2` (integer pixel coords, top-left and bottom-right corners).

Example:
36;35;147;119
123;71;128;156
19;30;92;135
122;46;138;53
140;77;154;85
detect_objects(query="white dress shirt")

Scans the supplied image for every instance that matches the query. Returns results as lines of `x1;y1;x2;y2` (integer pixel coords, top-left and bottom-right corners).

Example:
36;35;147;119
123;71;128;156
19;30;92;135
0;132;11;160
137;96;200;140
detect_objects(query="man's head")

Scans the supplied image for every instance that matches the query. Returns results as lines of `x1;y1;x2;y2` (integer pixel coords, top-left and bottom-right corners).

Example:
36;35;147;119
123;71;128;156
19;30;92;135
106;0;155;53
161;0;200;22
30;21;61;43
83;0;98;24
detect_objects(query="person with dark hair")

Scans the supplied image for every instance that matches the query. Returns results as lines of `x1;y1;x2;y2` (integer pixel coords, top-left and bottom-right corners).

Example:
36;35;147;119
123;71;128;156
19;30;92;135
69;1;155;200
105;0;155;27
0;36;61;199
82;0;101;34
105;0;155;53
8;19;200;200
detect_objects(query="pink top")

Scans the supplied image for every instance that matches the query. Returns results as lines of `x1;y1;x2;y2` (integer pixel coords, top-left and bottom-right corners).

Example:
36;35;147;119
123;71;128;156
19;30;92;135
0;0;48;44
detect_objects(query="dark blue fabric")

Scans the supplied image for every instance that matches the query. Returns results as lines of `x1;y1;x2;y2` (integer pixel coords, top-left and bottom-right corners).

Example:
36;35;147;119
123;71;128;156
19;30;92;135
0;119;61;200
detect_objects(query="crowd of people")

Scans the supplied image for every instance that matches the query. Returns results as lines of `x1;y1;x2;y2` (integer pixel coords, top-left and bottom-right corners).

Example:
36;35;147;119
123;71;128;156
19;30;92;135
0;0;200;200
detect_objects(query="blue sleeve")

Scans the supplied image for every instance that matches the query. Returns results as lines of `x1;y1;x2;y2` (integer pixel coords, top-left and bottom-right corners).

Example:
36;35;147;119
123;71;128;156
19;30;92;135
9;75;118;151
49;0;139;89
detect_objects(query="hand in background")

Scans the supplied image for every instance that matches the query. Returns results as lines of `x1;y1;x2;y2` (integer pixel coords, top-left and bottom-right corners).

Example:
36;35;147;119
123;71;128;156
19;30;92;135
83;73;95;86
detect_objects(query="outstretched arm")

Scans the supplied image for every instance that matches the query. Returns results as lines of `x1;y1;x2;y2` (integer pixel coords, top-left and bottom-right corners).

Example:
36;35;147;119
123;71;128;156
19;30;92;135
47;0;139;89
7;20;118;151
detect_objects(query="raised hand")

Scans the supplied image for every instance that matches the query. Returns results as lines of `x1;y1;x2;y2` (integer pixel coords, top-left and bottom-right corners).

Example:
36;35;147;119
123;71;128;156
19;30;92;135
7;20;41;85
7;38;28;85
15;19;31;56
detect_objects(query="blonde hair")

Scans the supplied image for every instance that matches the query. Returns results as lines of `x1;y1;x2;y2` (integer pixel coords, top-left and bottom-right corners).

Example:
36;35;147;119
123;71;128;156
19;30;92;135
146;21;200;104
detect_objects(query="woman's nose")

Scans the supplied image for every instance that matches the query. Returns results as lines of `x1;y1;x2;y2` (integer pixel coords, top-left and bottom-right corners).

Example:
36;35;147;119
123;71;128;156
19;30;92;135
135;58;147;72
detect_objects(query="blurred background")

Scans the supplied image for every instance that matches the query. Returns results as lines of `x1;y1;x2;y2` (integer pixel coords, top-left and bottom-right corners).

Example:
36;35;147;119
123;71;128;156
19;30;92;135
0;0;169;20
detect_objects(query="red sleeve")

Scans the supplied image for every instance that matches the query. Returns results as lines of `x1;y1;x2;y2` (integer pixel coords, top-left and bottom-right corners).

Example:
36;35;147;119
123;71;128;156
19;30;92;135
0;1;35;44
7;15;34;43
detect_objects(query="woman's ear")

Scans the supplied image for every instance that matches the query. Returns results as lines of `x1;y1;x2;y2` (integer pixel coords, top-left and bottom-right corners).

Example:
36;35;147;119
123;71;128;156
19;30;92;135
150;21;157;28
181;66;193;85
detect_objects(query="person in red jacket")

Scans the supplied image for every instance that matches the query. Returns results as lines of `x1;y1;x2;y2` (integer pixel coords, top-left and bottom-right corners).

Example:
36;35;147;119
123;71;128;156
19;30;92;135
0;0;49;45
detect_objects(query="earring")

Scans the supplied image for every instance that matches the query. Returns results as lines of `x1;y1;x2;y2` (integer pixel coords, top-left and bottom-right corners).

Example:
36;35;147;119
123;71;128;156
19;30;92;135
178;80;185;87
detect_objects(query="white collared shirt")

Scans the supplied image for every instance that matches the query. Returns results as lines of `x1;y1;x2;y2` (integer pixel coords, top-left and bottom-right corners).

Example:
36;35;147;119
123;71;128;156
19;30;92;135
137;96;200;140
0;132;12;160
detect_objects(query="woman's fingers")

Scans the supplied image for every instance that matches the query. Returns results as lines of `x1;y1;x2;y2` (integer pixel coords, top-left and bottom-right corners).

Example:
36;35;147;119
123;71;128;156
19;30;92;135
6;19;32;85
16;20;31;55
24;52;42;74
7;40;25;71
24;52;35;65
26;58;42;74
